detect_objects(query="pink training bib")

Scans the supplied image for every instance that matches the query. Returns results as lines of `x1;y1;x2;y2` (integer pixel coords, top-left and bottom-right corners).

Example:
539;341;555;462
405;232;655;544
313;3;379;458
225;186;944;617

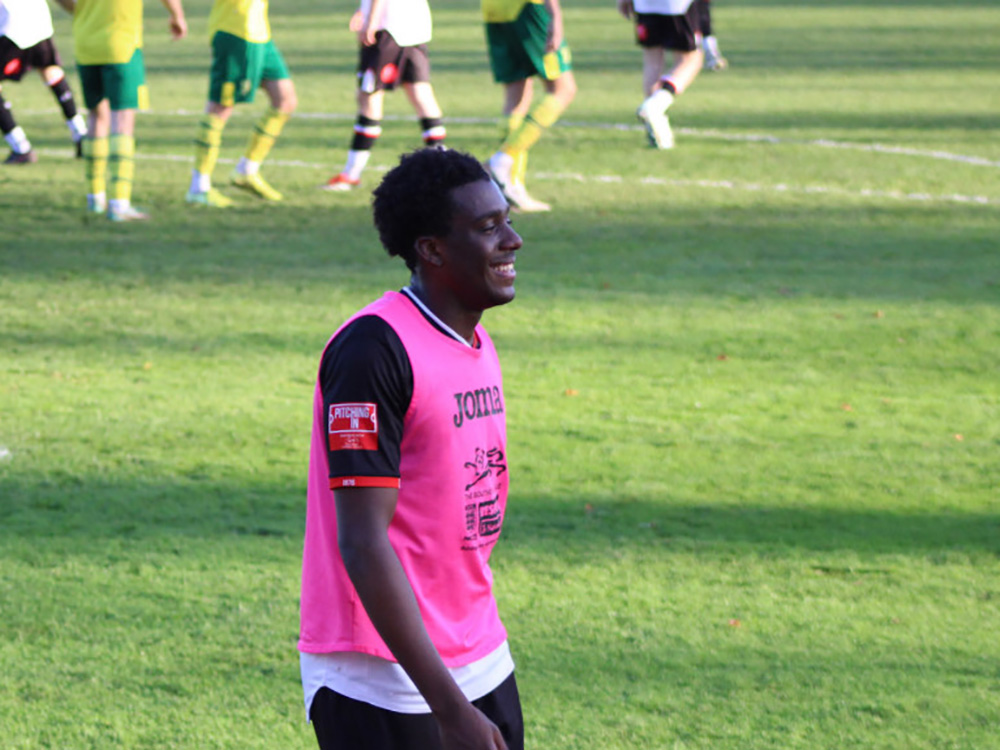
299;292;510;666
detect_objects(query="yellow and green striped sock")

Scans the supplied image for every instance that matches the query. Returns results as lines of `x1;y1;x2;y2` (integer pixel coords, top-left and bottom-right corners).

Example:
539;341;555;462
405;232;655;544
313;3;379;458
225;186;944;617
245;107;289;165
194;113;226;179
501;94;566;158
83;136;109;197
501;114;528;183
501;112;525;141
108;134;135;204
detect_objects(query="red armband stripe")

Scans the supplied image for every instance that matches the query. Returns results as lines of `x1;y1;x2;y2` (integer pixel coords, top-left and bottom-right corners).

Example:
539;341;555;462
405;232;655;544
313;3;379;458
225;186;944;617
329;476;401;490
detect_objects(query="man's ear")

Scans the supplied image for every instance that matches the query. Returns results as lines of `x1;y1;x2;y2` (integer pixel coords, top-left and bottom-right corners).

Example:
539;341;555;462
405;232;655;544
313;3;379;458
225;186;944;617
415;236;445;267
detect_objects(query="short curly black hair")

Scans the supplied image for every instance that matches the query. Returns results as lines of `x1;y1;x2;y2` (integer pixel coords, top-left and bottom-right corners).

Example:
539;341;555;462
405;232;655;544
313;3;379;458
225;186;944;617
372;148;491;271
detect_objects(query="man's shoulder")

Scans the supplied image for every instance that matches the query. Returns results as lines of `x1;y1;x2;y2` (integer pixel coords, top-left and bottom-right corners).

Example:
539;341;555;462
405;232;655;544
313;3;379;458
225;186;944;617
321;314;411;394
329;313;404;360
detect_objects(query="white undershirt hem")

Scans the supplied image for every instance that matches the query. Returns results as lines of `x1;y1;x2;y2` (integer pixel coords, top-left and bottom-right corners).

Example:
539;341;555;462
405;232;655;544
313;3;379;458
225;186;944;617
300;640;514;717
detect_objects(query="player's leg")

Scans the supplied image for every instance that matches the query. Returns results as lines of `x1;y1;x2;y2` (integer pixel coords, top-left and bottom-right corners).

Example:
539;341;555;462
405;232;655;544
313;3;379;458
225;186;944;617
508;69;576;210
493;26;576;160
404;82;446;147
231;42;296;202
483;15;531;196
104;48;151;221
636;10;702;149
500;79;531;192
490;69;575;212
232;75;295;195
633;16;674;148
78;64;110;213
324;31;401;192
41;65;88;154
400;43;446;149
640;46;702;135
486;4;575;211
665;47;704;94
323;88;383;191
697;0;727;71
0;84;36;164
641;45;665;97
188;31;244;207
0;39;37;163
107;106;146;220
538;68;577;122
404;79;444;121
32;36;88;154
188;100;235;206
486;78;527;192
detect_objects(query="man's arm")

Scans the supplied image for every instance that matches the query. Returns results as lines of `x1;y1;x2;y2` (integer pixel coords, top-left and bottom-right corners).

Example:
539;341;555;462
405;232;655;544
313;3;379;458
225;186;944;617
616;0;634;21
54;0;76;15
544;0;564;53
335;486;508;750
358;0;386;46
159;0;187;39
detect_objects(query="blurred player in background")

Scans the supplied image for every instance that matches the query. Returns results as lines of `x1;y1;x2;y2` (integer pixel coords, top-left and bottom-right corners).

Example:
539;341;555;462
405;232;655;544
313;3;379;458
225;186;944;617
0;0;87;164
482;0;576;213
57;0;187;221
695;0;726;71
617;0;701;150
186;0;297;207
322;0;446;192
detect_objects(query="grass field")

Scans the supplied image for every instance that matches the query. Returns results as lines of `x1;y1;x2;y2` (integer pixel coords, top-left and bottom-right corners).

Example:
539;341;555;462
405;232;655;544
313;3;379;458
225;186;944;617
2;0;999;748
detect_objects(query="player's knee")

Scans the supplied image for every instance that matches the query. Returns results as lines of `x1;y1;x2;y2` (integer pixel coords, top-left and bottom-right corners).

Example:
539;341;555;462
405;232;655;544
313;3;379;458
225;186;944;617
42;65;66;85
207;101;233;121
277;94;297;115
555;73;577;105
275;82;298;114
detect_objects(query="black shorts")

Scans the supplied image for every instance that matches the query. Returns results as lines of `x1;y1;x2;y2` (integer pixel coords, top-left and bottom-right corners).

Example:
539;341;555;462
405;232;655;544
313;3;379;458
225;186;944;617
635;7;701;52
357;31;431;93
0;36;60;81
310;673;524;750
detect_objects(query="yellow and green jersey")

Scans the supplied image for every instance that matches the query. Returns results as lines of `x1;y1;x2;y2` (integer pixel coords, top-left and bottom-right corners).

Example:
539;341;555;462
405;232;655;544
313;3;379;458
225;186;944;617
209;0;270;44
72;0;143;65
481;0;542;24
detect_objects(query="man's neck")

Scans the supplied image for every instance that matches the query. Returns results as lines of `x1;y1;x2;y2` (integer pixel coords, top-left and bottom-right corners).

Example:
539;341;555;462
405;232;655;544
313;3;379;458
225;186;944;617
404;281;481;347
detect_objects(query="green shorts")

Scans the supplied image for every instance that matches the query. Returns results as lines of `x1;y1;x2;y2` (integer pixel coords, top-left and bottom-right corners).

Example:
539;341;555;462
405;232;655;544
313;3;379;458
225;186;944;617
485;3;572;84
77;47;148;111
208;31;290;106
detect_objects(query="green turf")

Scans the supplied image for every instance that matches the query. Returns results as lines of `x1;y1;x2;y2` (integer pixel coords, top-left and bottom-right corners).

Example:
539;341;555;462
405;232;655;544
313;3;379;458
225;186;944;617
1;1;999;748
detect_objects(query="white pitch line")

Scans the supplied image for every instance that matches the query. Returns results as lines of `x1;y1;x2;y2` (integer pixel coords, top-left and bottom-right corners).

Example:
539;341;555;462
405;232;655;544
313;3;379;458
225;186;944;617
625;175;995;206
22;108;1000;170
537;172;996;206
35;145;997;207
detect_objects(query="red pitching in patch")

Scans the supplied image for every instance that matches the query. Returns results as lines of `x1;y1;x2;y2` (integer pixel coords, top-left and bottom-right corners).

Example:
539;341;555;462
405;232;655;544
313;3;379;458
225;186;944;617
328;402;378;451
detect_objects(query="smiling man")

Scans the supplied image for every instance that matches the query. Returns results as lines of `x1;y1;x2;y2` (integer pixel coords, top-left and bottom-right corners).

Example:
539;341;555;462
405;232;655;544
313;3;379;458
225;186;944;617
299;148;524;750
